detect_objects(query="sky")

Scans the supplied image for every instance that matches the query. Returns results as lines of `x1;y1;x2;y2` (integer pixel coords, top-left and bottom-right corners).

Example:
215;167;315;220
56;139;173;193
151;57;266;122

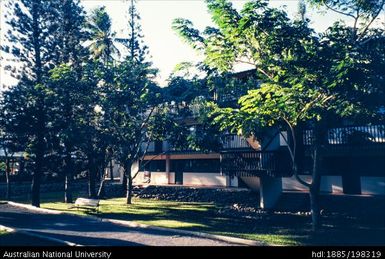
1;0;384;87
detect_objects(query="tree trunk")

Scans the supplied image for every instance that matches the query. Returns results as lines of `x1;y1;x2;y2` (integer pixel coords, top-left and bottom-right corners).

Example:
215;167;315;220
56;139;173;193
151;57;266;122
31;151;43;207
64;174;73;203
294;121;305;174
30;0;44;208
310;186;321;231
124;162;132;204
121;173;127;192
31;173;41;207
310;139;322;232
64;149;73;203
5;158;11;200
97;177;106;198
110;160;114;181
126;174;133;204
88;169;97;198
87;154;98;198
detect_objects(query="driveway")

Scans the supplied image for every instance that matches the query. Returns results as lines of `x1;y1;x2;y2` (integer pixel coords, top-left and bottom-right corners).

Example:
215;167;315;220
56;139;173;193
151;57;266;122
0;203;243;246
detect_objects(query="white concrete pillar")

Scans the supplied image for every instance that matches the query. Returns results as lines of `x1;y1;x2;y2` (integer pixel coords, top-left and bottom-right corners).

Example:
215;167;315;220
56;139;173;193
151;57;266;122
259;176;282;209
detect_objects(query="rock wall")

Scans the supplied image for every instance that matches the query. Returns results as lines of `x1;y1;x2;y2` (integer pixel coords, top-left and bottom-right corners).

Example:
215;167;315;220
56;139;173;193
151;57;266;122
138;185;259;205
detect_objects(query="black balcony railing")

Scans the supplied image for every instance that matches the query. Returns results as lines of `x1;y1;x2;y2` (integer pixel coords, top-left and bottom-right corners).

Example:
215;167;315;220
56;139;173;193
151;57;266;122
220;150;292;177
221;134;252;150
303;124;385;146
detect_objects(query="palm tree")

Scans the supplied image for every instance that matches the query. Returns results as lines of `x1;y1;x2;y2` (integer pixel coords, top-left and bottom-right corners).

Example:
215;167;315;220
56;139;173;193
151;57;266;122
86;6;120;64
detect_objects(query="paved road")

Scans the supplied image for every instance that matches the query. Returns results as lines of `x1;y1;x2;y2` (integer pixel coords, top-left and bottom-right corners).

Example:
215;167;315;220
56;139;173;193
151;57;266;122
0;204;239;246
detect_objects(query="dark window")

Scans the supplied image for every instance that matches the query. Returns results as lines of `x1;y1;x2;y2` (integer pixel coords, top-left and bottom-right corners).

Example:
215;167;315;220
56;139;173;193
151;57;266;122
171;159;220;173
154;141;163;153
141;160;166;172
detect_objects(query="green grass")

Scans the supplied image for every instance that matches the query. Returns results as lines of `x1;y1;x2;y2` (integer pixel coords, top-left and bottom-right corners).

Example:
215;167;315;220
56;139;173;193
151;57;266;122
0;230;10;236
8;192;385;246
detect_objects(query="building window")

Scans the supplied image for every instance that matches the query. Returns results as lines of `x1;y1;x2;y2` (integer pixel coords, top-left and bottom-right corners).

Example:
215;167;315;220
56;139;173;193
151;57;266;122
141;160;166;172
171;159;220;173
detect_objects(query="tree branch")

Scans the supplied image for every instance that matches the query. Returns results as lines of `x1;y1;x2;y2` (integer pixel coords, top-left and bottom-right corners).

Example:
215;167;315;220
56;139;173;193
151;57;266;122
132;133;183;180
322;1;357;19
131;106;157;161
294;165;311;187
352;8;360;40
281;118;311;188
357;0;385;40
234;59;273;80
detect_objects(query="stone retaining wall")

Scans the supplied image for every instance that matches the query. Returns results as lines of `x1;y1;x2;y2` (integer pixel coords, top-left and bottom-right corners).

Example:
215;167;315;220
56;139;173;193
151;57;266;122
138;185;259;206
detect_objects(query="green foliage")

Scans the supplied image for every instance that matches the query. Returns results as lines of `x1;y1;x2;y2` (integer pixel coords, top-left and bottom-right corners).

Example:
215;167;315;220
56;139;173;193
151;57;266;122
186;100;223;152
213;83;331;138
97;2;161;170
48;64;99;151
173;0;384;139
86;6;120;63
53;0;88;66
296;0;307;22
3;0;61;82
306;0;384;18
0;162;5;173
163;71;224;152
306;0;385;39
124;0;150;62
172;19;205;51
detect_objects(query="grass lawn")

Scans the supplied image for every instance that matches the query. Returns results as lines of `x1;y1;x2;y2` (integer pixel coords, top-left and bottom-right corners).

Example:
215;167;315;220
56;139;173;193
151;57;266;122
11;191;379;246
0;230;9;235
6;191;385;246
40;197;300;245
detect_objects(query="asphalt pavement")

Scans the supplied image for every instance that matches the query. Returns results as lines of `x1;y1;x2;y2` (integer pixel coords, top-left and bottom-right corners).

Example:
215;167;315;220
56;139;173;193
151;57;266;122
0;203;240;246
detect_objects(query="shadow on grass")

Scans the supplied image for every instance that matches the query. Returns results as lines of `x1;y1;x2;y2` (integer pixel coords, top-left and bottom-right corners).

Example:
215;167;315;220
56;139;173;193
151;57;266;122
95;197;385;246
15;192;385;246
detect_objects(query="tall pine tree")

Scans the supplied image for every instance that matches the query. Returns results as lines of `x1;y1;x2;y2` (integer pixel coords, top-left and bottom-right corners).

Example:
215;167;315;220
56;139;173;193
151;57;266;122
2;0;61;207
126;0;149;62
103;0;161;204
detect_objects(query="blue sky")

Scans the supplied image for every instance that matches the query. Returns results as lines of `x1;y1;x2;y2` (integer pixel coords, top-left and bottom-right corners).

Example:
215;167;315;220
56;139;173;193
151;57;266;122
1;0;383;87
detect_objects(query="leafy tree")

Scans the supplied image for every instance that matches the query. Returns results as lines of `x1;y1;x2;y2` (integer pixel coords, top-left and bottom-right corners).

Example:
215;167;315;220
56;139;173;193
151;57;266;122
80;65;112;199
83;6;120;197
296;0;307;22
48;63;98;202
3;0;60;82
0;102;21;200
306;0;384;41
102;0;162;204
118;0;149;62
47;0;90;203
173;0;385;231
164;69;223;153
53;0;88;69
103;60;161;204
